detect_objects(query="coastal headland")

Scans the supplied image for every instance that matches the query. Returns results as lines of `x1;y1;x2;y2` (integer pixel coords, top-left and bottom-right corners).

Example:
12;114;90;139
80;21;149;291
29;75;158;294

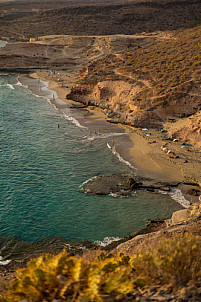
0;31;201;247
1;31;200;185
0;1;201;298
0;31;200;216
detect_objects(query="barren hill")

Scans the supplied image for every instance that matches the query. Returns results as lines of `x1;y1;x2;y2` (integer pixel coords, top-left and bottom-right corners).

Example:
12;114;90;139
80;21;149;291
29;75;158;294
0;26;200;147
67;26;201;145
0;0;201;41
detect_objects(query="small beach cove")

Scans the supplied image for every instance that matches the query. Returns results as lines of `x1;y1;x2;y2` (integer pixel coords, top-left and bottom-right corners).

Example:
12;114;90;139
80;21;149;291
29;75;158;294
0;3;201;298
29;68;198;205
0;34;200;269
0;70;187;266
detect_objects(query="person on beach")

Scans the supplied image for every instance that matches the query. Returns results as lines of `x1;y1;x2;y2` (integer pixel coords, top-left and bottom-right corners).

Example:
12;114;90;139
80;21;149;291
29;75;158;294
53;95;55;101
98;129;101;135
58;123;60;128
94;130;97;135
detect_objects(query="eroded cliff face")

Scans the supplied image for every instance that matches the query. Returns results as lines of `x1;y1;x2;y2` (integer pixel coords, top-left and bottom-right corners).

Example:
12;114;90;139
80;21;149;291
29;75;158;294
68;77;201;145
0;29;200;145
68;80;164;127
68;26;201;144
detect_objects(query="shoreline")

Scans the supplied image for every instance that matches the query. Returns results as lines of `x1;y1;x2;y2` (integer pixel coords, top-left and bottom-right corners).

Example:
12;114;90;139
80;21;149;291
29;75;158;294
29;69;199;205
0;69;199;295
29;70;179;181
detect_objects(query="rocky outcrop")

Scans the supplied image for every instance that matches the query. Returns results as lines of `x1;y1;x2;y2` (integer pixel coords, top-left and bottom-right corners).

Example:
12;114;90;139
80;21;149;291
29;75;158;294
113;202;201;255
81;174;180;196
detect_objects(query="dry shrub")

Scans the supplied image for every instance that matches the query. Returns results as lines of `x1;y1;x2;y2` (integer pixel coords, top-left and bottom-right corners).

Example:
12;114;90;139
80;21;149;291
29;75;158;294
131;234;201;287
3;234;201;301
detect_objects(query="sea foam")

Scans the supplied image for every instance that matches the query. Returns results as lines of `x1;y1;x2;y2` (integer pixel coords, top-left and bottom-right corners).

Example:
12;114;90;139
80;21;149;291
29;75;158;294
0;256;11;266
0;84;15;89
63;113;87;129
79;175;98;188
169;188;190;208
84;132;128;142
94;237;121;247
107;143;137;171
7;84;15;90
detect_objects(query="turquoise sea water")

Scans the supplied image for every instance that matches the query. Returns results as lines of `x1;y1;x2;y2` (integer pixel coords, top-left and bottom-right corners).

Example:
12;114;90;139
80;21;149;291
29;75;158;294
0;74;183;246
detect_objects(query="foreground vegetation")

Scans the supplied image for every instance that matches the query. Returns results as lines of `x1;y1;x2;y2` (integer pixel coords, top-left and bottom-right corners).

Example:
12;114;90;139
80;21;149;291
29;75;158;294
3;234;201;301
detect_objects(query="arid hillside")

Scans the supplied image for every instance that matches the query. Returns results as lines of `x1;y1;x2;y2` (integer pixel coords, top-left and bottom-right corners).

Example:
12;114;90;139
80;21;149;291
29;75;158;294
69;26;201;145
0;0;201;41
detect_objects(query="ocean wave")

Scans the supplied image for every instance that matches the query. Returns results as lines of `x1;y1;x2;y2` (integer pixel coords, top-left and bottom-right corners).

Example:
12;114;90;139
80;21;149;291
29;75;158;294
0;84;15;89
0;256;11;266
63;113;87;129
28;90;53;105
94;236;121;247
52;103;58;110
7;84;15;90
169;188;190;209
30;91;58;110
107;143;137;171
84;132;127;142
79;175;98;188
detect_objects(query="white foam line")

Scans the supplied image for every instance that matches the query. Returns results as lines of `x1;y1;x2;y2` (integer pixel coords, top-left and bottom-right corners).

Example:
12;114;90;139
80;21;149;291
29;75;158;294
7;84;15;89
84;132;128;142
14;77;58;111
26;87;59;110
52;103;58;110
63;113;87;129
109;192;119;197
31;91;51;102
0;84;15;89
100;132;128;139
0;256;11;266
94;236;121;247
169;188;190;209
107;142;137;171
109;192;131;198
79;175;98;188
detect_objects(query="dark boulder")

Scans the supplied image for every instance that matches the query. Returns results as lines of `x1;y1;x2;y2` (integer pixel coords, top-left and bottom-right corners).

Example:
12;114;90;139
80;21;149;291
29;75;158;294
81;174;140;196
187;188;201;196
81;174;180;196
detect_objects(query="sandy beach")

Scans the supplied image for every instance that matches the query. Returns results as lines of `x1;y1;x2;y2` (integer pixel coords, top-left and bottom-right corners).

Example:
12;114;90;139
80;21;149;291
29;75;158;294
28;69;201;205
